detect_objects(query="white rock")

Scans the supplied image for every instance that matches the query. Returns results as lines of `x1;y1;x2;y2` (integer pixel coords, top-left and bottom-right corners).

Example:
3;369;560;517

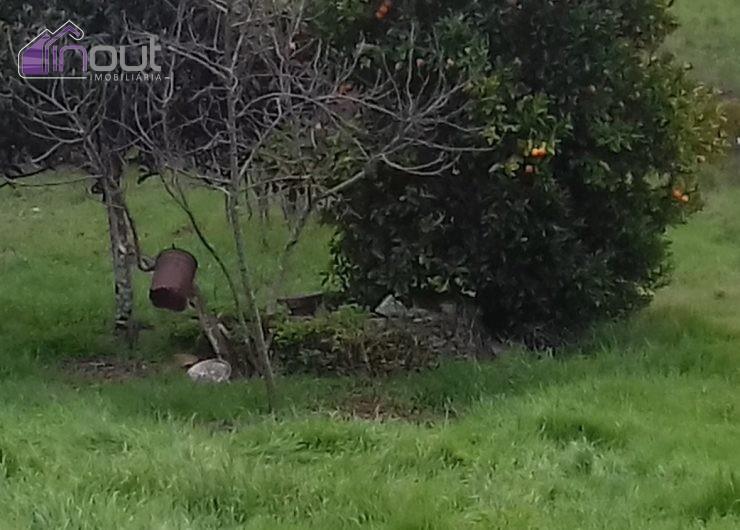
187;359;232;383
374;294;408;318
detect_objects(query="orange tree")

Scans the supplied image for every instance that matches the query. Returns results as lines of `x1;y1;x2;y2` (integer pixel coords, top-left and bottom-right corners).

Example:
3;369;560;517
313;0;725;343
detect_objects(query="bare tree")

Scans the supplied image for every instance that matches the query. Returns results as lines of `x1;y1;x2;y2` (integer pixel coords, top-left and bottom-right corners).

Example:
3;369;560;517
124;0;486;408
1;25;153;345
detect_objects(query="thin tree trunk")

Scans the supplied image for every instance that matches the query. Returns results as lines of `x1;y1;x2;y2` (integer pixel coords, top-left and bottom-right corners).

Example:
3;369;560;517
227;193;277;409
101;163;137;346
191;284;231;359
225;2;277;410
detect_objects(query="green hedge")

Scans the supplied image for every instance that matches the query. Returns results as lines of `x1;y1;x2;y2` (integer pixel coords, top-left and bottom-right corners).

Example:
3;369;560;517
316;0;725;343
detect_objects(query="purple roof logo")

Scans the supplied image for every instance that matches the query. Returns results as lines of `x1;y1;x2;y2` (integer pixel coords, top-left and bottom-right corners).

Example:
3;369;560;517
18;20;88;79
16;21;164;83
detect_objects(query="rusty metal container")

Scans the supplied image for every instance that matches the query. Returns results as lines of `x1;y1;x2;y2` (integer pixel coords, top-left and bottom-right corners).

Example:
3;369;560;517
278;293;325;317
149;249;198;312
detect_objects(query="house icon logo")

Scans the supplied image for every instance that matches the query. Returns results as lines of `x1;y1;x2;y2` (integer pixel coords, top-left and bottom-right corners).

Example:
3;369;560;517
18;20;88;79
17;20;164;82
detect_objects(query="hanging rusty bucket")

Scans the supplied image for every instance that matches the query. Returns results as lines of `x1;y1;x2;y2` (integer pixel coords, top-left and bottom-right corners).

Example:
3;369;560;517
149;249;198;312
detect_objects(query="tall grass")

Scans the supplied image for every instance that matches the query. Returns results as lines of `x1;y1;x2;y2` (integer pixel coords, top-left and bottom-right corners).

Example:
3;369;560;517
0;1;739;527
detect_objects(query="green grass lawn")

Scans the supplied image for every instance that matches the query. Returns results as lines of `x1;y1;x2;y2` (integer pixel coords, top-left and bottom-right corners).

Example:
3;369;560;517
1;2;740;528
666;0;740;94
0;176;334;365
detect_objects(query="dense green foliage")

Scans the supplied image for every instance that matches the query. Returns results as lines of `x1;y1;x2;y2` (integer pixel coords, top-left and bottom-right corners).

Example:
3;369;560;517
273;307;438;376
319;0;725;342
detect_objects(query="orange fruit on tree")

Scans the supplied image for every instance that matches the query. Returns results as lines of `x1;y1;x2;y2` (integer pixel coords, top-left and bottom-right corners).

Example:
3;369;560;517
672;188;683;200
376;0;392;19
681;194;690;203
531;147;547;158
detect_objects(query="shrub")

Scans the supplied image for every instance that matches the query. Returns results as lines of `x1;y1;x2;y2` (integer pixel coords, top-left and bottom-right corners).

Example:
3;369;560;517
272;307;438;376
315;0;725;343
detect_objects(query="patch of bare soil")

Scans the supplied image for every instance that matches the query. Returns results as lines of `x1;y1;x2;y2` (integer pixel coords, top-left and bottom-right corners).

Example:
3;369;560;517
337;392;452;424
61;356;160;382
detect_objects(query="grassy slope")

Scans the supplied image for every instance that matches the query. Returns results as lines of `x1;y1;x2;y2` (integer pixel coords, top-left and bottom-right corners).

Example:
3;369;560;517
0;177;333;363
666;0;740;95
2;3;740;528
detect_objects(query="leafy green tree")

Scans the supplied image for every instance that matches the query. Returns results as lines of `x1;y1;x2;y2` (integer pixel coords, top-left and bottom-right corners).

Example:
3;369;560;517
318;0;726;343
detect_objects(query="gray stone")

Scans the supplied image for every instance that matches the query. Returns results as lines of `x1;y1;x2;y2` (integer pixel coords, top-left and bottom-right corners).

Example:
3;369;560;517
187;359;232;383
374;294;409;318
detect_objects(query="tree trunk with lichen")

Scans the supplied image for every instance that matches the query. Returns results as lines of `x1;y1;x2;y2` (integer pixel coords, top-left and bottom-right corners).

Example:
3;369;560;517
100;160;138;345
